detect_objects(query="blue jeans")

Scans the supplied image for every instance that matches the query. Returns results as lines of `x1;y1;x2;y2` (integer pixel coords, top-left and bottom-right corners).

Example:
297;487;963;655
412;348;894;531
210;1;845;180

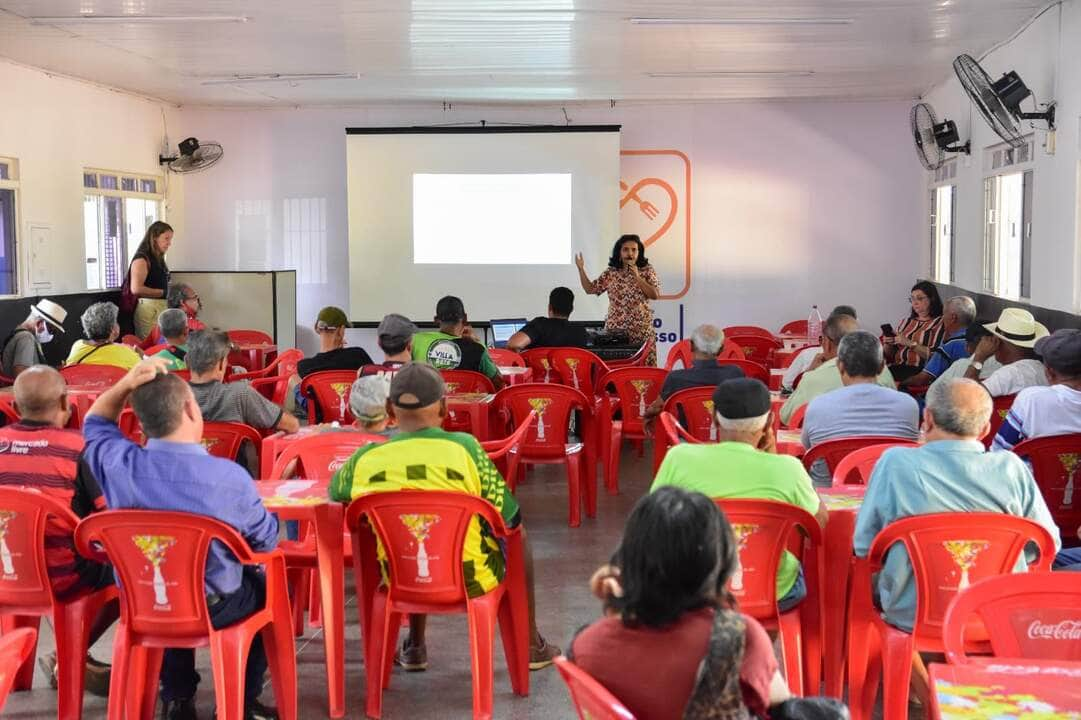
777;567;807;613
1053;546;1081;571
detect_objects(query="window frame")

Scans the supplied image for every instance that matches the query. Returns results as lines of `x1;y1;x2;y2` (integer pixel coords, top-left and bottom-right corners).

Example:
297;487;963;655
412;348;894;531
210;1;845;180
0;156;22;298
928;174;957;285
83;167;165;291
982;139;1035;301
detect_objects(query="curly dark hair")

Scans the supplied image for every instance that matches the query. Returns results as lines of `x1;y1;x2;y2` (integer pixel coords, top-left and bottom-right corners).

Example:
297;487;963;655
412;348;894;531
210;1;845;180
607;234;649;270
608;487;737;628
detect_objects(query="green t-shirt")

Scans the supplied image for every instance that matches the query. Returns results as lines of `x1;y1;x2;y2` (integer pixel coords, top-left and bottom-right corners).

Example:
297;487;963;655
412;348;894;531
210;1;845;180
151;344;188;371
651;441;820;598
411;331;500;381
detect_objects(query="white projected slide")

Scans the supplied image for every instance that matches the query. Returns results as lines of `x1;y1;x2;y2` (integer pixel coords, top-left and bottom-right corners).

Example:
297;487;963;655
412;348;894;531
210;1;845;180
413;173;571;264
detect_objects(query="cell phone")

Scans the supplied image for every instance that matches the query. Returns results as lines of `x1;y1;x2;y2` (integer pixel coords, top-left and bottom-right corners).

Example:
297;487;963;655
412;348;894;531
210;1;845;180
880;323;896;337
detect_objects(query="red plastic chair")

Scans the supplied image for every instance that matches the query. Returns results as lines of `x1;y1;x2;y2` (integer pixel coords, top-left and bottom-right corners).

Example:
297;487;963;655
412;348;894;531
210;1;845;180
227;329;274;345
722;325;775;340
596;367;668;494
779;319;809;336
658;411;700;446
663;340;693;371
549;347;609;398
846;513;1056;720
830;442;920;487
118;407;146;445
0;627;36;712
0;395;18;425
554;656;636;720
201;421;263;468
493;383;596;527
785;403;808;430
726;334;782;369
229;348;304;383
251;375;291;406
74;510;297;720
717;358;770;384
652;386;716;473
1012;433;1081;546
300;370;359;425
714;499;823;695
120;333;143;349
803;436;916;480
344;490;530;720
605;339;655;369
64;391;105;430
718;339;746;361
520;348;555;383
480;411;536;492
267;431;386;482
487;348;525;368
984;393;1017;448
942;572;1081;664
441;369;496;395
59;363;127;389
0;487;119;720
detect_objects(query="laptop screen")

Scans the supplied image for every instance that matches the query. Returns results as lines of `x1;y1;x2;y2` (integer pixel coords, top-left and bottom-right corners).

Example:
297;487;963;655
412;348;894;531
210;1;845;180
490;318;527;346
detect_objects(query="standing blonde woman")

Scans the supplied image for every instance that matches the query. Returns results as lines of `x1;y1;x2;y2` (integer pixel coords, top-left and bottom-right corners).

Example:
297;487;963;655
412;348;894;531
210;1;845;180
127;221;173;339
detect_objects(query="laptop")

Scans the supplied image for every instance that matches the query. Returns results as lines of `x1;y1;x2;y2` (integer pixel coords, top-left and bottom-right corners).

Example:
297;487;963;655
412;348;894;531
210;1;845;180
489;318;527;348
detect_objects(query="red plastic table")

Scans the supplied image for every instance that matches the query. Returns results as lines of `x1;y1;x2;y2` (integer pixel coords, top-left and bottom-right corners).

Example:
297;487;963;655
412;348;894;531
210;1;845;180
258;480;346;718
446;392;495;441
498;366;534;385
930;660;1081;719
817;484;867;696
260;425;334;478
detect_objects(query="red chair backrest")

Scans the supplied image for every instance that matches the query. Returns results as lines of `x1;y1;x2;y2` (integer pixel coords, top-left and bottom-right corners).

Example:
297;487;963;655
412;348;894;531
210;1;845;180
268;431;386;481
718;339;746;361
713;499;822;618
726;334;781;368
550;348;609;397
0;487;79;610
300;370;359;424
942;572;1081;664
658;411;700;446
64;392;103;430
0;627;36;710
785;403;808;429
200;421;263;461
493;383;589;458
520;348;554;383
830;442;919;487
554;656;636;720
663;386;717;443
605;339;655;369
344;490;514;606
596;367;668;437
0;396;19;425
863;513;1056;639
717;359;770;384
779;320;808;336
1012;433;1081;543
59;364;126;389
803;436;916;478
984;394;1018;448
722;325;774;340
118;407;145;444
227;329;274;345
228;348;304;383
74;510;262;638
251;376;291;406
487;348;525;368
663;340;693;371
480;411;536;462
120;334;143;348
440;369;495;395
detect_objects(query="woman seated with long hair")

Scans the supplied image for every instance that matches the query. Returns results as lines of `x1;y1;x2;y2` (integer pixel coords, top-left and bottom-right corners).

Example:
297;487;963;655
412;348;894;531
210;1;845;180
569;486;790;720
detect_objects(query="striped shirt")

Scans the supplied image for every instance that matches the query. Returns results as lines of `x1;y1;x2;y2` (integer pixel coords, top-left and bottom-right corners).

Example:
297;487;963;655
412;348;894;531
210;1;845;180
894;316;945;368
0;421;107;599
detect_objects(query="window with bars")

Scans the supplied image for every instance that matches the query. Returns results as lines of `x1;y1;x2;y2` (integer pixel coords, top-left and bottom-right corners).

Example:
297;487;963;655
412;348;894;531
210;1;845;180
0;157;19;296
983;169;1033;300
929;184;957;284
83;168;163;290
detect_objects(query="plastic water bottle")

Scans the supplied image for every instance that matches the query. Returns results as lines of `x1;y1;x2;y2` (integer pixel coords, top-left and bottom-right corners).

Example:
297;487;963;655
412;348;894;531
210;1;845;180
807;305;823;342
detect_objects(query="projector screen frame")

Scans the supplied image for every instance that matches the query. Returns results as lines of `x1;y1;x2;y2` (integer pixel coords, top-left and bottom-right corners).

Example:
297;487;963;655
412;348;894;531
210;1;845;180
345;124;621;136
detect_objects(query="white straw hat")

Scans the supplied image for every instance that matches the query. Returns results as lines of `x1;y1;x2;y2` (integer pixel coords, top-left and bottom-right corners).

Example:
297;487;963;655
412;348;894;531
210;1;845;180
983;307;1048;348
30;298;67;333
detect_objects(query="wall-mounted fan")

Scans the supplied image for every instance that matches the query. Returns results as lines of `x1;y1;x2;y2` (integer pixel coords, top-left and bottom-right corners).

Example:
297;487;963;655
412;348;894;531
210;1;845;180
159;137;224;173
953;54;1055;149
910;102;970;171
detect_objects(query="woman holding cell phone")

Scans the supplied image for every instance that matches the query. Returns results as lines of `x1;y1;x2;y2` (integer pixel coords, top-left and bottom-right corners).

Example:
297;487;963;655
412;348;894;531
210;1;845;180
883;280;946;382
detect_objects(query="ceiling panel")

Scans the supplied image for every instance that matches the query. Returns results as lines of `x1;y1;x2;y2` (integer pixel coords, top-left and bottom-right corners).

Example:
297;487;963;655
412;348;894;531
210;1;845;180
0;0;1050;106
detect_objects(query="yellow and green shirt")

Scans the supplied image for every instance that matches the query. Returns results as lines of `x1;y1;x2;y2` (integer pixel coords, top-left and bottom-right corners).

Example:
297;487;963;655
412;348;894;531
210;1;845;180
329;425;519;597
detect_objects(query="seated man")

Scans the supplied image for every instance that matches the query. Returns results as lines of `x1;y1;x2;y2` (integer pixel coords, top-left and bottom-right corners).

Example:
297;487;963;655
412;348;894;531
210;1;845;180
964;308;1049;396
900;296;977;390
801;331;919;485
0;366;117;696
187;330;299;434
651;378;827;610
780;313;894;425
296;306;374;379
1;298;67;378
149;309;190;370
928;322;1001;393
170;282;208;332
329;363;558;670
349;375;398;437
411;296;504;390
64;302;140;370
781;304;857;392
642;324;743;423
854;378;1060;634
506;287;589;351
359;313;416;382
994;329;1081;451
82;359;280;720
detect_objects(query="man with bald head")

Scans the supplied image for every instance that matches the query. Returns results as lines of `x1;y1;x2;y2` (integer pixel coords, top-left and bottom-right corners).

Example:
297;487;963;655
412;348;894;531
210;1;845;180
780;313;895;425
329;362;561;673
0;366;117;695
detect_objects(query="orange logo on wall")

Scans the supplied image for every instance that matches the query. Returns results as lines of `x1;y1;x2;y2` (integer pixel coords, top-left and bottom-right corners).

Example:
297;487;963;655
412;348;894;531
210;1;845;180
620;150;691;300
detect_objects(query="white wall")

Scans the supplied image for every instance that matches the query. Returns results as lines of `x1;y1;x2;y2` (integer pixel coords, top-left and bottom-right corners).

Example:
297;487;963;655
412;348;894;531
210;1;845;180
923;0;1081;313
0;60;184;296
175;101;923;354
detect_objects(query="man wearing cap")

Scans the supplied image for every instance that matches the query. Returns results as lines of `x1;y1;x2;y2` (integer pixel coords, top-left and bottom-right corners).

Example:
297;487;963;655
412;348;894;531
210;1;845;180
964;307;1049;396
296;306;374;379
411;296;505;390
359;313;416;383
651;378;827;611
2;298;67;377
348;375;398;437
993;329;1081;451
329;363;560;671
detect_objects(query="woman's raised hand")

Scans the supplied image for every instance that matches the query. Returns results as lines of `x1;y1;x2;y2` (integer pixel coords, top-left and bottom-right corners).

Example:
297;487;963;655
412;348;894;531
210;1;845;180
574;252;586;270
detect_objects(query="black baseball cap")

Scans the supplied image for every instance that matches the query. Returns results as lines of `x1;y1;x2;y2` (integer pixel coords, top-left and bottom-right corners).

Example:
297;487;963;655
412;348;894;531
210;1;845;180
712;378;771;419
389;363;445;409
